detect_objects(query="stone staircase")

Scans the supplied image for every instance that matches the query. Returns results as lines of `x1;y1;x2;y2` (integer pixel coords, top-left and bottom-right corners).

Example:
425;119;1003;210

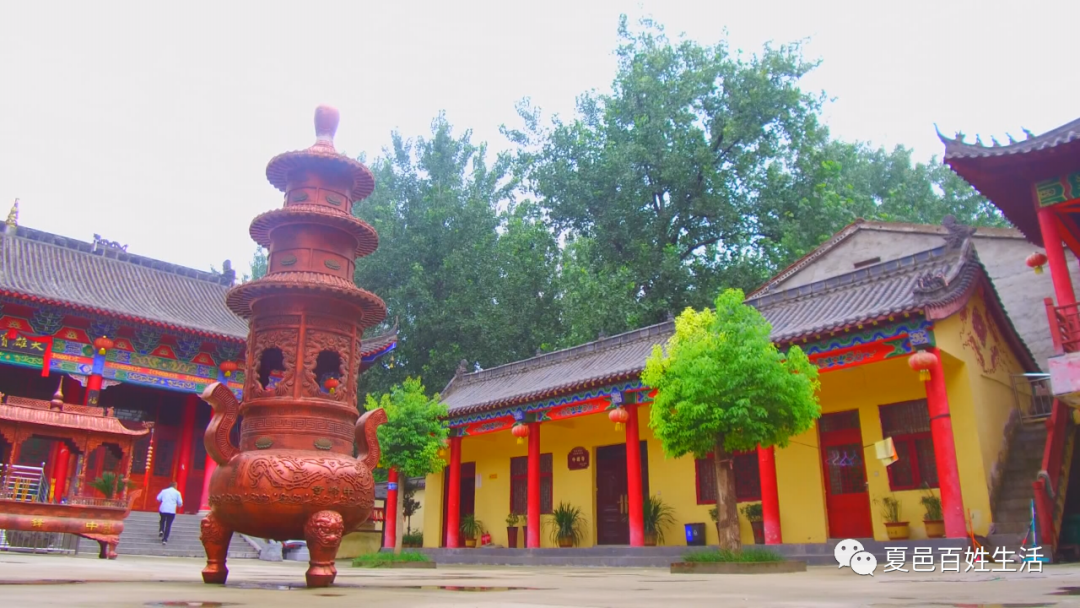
112;511;258;559
990;421;1047;543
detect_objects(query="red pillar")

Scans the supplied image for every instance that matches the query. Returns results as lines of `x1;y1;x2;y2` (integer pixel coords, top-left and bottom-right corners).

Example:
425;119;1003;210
173;395;198;512
445;436;462;548
84;374;103;406
757;445;782;544
1037;206;1077;306
384;468;399;548
527;421;541;548
625;401;644;547
52;443;71;503
199;455;216;512
925;348;966;538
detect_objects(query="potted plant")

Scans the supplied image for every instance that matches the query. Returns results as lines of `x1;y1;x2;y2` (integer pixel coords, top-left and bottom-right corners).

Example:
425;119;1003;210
741;503;765;545
460;514;483;548
879;496;909;540
402;530;424;548
643;494;677;546
921;490;944;538
505;512;521;548
87;472;134;499
547;501;586;548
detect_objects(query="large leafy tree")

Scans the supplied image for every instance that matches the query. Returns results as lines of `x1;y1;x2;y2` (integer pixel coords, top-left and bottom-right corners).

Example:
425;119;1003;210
505;16;828;339
368;377;449;553
643;289;820;550
353;114;561;398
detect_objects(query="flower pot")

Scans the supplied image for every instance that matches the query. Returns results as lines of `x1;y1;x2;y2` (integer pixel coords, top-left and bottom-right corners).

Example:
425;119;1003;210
507;526;519;548
884;522;910;541
644;531;657;547
924;519;945;539
557;536;574;548
750;520;765;545
464;538;477;548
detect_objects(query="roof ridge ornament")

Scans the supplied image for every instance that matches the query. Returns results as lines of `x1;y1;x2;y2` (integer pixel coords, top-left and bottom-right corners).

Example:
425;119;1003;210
941;215;976;250
5;198;18;229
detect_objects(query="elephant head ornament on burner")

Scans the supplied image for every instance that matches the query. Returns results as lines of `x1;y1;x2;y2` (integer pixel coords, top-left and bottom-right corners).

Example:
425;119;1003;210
198;106;389;589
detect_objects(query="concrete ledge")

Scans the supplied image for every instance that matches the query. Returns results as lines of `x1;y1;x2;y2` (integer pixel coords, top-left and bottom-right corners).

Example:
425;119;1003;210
378;561;437;569
671;561;807;574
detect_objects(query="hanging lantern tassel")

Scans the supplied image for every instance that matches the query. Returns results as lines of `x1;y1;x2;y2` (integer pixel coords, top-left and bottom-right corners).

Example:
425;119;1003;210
1026;251;1048;275
220;361;238;378
512;423;529;445
908;350;938;383
609;406;630;431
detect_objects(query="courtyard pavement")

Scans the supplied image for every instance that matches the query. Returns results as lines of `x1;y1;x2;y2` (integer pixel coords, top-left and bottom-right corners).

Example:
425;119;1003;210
0;553;1077;607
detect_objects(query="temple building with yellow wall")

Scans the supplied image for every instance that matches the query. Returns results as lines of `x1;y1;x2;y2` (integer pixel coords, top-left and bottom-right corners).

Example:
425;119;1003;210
420;220;1052;552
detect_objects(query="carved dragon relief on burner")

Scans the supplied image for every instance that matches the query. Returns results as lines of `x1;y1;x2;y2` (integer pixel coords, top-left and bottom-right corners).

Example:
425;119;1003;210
301;330;355;402
247;328;299;398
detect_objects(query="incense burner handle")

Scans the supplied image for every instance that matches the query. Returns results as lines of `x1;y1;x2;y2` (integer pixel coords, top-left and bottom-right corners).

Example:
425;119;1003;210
201;383;241;466
355;408;387;471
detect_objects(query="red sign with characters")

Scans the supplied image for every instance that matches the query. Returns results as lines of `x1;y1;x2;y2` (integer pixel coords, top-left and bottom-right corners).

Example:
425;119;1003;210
568;446;590;470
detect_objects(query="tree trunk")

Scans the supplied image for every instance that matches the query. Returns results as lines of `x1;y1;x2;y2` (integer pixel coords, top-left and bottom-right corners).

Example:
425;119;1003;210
712;436;741;551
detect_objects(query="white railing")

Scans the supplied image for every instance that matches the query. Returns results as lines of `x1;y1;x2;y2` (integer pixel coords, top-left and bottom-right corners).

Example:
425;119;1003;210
0;464;48;502
1012;373;1055;423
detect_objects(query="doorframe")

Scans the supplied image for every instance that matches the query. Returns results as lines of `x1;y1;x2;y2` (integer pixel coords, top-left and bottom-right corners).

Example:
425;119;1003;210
593;441;649;546
818;411;873;539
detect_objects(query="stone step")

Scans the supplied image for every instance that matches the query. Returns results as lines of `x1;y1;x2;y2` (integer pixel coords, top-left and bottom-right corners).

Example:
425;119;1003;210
116;512;256;559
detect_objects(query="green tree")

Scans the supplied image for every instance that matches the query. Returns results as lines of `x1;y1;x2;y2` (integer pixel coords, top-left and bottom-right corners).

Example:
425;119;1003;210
248;246;268;282
369;377;448;553
505;16;829;338
642;289;821;550
354;114;562;398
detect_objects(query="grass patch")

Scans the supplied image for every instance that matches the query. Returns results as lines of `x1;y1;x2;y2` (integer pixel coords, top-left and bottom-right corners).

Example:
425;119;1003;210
352;551;431;568
683;548;784;563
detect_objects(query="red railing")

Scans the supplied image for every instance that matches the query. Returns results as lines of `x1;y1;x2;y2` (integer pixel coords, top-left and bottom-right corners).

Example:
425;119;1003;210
1045;297;1080;354
1033;399;1068;555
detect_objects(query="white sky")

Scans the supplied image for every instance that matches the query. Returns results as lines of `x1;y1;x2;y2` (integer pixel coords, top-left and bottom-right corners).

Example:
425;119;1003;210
2;0;1077;275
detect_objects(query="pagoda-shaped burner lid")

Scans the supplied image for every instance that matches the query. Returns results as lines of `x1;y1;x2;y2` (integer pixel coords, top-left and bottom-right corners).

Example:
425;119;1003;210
266;105;376;202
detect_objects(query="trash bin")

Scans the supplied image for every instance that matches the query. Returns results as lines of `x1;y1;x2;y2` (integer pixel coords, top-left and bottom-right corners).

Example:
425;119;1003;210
685;523;706;546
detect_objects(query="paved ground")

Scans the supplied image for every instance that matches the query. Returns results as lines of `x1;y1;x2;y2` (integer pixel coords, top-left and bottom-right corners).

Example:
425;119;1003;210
0;553;1078;607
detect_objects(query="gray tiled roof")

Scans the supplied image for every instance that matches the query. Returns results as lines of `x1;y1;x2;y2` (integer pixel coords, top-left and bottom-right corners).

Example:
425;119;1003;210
938;117;1080;159
443;240;1023;417
0;226;249;340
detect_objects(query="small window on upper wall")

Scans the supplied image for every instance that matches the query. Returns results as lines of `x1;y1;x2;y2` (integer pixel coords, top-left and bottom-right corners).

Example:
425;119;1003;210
879;399;938;491
853;257;881;269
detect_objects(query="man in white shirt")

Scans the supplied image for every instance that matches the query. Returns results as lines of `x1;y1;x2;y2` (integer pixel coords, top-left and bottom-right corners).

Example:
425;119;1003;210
157;482;183;545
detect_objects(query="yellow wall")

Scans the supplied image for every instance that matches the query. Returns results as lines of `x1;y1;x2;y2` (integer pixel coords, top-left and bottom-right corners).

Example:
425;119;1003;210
422;406;762;548
934;288;1027;528
423;296;1029;546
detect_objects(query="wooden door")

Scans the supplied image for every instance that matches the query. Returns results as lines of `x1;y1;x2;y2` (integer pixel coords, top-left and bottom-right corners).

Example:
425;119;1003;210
440;462;476;547
595;442;649;545
819;411;873;539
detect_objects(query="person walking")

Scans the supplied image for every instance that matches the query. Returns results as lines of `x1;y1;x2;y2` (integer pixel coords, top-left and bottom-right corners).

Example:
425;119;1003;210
156;482;183;545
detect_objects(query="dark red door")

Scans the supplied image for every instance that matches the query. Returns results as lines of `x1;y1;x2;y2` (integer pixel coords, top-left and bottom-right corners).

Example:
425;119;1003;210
595;442;649;545
819;411;873;539
440;462;476;547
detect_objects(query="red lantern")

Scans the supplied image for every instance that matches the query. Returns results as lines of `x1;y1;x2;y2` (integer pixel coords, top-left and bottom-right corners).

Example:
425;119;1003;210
1026;251;1048;275
324;377;340;394
220;361;238;377
93;336;114;356
908;350;938;382
512;423;529;445
609;406;630;431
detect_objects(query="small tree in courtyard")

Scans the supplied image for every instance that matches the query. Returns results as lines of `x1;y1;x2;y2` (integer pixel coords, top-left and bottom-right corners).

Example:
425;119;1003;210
643;289;821;550
368;377;449;554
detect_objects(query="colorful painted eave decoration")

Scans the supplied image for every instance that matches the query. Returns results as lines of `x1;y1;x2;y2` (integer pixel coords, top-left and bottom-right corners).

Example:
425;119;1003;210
446;318;936;432
449;381;648;431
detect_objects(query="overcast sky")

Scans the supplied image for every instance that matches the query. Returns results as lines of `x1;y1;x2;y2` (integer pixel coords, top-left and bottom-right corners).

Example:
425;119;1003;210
2;0;1076;276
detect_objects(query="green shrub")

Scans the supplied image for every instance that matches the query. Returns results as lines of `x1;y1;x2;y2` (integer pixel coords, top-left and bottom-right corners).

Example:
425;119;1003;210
352;551;431;568
683;548;783;563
